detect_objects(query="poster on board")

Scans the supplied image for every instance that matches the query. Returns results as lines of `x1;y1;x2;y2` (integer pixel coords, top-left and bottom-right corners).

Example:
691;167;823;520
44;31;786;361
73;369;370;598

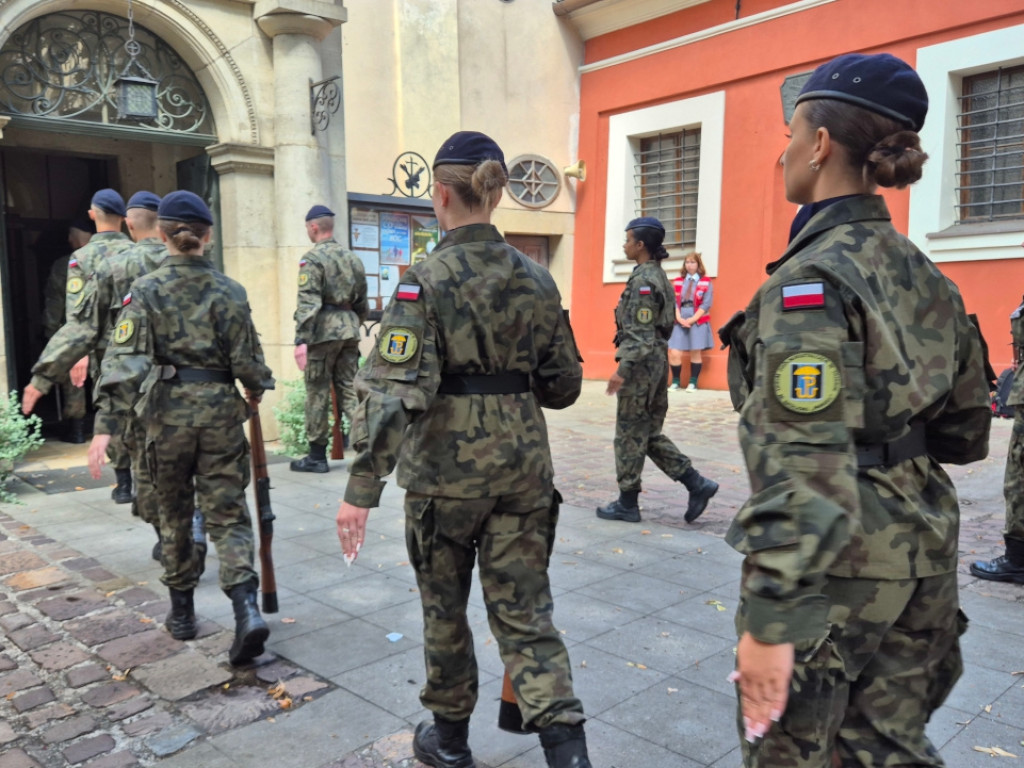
411;215;440;264
351;209;379;250
380;212;411;266
355;249;380;275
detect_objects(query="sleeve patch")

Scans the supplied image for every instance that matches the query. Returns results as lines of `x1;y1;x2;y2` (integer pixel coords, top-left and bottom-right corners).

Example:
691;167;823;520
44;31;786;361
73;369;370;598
67;277;84;294
378;327;419;363
637;307;654;324
113;319;136;344
396;284;421;301
772;352;841;413
298;272;309;287
781;282;825;310
638;285;652;295
122;292;132;307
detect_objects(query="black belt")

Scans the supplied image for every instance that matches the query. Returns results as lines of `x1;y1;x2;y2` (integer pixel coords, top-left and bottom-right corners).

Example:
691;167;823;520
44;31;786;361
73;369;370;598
323;302;353;311
157;365;233;384
856;423;927;468
680;301;694;307
438;374;530;395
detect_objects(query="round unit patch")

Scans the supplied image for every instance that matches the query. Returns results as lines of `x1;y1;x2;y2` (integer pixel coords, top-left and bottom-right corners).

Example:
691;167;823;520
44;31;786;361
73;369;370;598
636;307;653;324
67;277;84;294
113;319;136;344
773;352;841;413
298;272;309;287
379;327;418;364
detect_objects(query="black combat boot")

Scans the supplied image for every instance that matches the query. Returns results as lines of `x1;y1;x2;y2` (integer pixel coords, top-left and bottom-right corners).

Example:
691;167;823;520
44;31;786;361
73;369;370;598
596;489;641;523
680;468;718;523
412;716;475;768
539;723;592;768
289;441;329;473
192;509;207;577
112;468;133;504
65;418;87;444
151;525;162;562
166;588;198;640
228;582;269;666
970;536;1024;584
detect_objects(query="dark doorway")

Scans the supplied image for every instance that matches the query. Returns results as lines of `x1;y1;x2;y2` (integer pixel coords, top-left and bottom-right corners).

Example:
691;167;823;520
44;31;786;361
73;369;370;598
0;148;115;428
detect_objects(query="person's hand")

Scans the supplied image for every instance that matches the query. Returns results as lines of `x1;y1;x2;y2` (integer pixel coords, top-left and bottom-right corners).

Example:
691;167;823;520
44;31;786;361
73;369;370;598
244;389;262;404
337;501;369;561
294;344;308;372
88;434;112;479
21;384;43;415
732;632;794;743
70;356;89;387
606;372;625;396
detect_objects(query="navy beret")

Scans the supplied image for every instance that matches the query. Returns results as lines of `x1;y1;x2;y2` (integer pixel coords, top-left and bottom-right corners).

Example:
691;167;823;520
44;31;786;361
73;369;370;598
158;191;213;225
305;205;335;221
126;191;161;211
796;52;928;132
91;188;126;217
433;131;508;175
626;216;665;234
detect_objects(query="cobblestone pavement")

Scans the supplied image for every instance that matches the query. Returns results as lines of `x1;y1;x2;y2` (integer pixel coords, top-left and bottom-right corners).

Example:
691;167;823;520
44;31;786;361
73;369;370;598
1;382;1022;768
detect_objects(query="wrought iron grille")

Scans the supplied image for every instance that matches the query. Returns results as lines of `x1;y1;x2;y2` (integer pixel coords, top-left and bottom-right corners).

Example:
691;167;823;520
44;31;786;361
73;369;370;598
0;11;214;136
956;65;1024;223
635;129;700;247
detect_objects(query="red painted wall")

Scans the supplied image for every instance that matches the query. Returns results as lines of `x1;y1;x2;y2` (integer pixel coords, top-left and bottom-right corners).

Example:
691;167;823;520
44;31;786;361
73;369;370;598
572;0;1024;388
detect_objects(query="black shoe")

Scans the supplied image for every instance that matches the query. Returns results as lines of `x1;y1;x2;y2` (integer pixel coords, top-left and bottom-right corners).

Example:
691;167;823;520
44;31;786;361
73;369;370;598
596;499;640;523
64;418;87;444
112;468;133;504
228;583;269;666
289;455;329;473
166;588;198;640
412;718;475;768
539;723;592;768
969;555;1024;584
684;476;718;523
192;510;207;578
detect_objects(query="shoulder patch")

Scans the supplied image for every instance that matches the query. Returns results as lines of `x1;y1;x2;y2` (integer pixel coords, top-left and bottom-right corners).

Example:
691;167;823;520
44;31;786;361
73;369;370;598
298;272;309;287
773;352;840;413
299;259;307;267
67;277;84;294
113;319;136;344
637;307;654;324
781;282;825;311
69;258;78;269
396;284;421;302
379;327;418;363
122;292;132;306
638;285;652;295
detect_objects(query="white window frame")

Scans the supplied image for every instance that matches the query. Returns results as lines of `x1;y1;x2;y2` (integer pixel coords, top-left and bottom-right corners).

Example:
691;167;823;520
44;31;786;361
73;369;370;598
604;90;724;282
910;25;1024;263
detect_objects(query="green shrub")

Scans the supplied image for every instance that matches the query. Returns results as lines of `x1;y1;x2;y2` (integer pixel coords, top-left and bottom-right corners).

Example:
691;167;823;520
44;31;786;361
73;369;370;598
271;379;350;457
0;390;45;504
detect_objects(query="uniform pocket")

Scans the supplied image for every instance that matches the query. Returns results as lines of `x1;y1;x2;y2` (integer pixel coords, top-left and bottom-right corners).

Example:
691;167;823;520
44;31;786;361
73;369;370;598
777;630;846;746
544;489;562;566
405;497;435;573
926;609;968;714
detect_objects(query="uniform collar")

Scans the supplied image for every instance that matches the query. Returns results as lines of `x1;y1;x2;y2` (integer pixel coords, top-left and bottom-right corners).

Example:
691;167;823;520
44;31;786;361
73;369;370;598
92;231;131;241
437;223;504;249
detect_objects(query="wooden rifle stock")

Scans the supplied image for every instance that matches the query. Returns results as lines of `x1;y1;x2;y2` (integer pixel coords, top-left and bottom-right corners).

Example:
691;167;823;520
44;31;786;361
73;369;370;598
248;397;278;613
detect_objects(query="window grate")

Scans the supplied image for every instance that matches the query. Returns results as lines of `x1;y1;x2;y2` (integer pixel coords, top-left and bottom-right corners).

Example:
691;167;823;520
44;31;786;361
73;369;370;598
955;65;1024;223
634;129;700;247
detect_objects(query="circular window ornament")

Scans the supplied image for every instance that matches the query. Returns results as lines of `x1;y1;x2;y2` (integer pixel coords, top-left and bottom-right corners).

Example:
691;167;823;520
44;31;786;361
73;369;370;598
507;155;561;209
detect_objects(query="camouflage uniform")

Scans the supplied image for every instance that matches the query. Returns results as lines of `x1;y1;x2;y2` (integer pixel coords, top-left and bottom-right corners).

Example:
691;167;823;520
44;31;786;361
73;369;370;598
995;303;1024;555
293;239;368;444
343;223;585;729
613;259;693;490
97;254;274;592
720;195;991;767
40;256;87;420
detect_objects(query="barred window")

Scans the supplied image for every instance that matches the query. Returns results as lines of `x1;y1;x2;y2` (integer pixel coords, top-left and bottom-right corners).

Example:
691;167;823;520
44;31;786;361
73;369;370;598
635;129;700;248
957;65;1024;223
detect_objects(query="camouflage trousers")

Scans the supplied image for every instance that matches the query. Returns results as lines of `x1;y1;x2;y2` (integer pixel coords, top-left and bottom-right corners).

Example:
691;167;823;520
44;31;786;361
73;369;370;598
146;422;257;593
55;374;87;419
736;571;965;767
1002;411;1024;542
90;357;130;469
404;488;585;729
615;353;692;491
125;419;158;526
304;338;359;445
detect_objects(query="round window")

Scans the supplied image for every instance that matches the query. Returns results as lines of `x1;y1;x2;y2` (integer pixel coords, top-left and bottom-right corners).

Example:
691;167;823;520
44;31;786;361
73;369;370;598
507;155;561;209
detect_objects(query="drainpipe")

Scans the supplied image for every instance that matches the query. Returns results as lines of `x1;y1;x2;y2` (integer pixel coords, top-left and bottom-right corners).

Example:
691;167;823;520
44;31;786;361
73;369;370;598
552;0;607;16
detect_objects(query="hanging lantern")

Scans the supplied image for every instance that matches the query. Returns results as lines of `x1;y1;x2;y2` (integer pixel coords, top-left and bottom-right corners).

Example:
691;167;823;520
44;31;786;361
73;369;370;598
115;0;158;121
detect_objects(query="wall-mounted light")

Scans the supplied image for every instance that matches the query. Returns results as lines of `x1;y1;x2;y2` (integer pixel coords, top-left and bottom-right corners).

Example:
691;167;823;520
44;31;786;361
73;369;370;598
115;0;158;120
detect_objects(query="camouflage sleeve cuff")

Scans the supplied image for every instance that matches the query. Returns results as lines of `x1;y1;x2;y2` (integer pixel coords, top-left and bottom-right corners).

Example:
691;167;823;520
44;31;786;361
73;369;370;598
615;360;633;379
29;375;54;395
344;473;386;508
742;592;830;645
93;412;119;436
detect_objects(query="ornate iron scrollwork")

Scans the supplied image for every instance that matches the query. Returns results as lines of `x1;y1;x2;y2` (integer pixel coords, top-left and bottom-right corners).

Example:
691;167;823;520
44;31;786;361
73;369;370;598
0;10;214;135
386;151;431;198
310;76;341;135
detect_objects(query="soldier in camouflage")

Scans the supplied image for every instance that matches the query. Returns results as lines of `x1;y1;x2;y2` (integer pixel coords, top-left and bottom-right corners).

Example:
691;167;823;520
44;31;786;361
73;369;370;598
719;54;991;767
22;189;135;502
39;221;93;443
971;285;1024;585
290;204;368;473
88;191;274;667
596;216;718;525
336;132;592;768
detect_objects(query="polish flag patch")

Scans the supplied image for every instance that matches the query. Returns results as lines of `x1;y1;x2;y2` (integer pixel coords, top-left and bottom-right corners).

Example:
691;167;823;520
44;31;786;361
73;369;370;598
781;282;825;311
299;259;307;267
122;292;132;306
69;258;78;269
396;283;421;301
638;286;652;295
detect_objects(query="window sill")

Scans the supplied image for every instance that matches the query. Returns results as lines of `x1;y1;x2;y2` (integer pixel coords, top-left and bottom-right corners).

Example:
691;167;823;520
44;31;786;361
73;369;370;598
927;220;1024;239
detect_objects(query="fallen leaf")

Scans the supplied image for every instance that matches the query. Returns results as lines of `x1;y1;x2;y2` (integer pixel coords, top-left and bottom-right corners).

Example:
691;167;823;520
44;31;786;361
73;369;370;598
660;632;671;637
580;660;587;668
660;534;673;538
973;746;1019;758
268;682;288;699
706;599;727;612
696;547;704;554
281;617;297;624
105;591;116;597
279;697;293;709
139;617;153;624
1012;671;1024;676
612;547;624;554
636;664;648;670
223;683;231;689
627;662;635;668
74;486;85;491
667;687;678;693
641;530;651;535
266;717;276;723
397;561;409;566
304;696;313;702
985;704;993;713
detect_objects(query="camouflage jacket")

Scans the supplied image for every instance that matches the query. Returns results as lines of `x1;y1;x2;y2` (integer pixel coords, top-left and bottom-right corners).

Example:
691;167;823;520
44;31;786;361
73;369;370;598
1008;301;1024;407
613;259;674;377
720;195;990;645
96;254;274;433
64;231;133;318
293;239;368;345
29;238;166;396
41;257;69;339
343;224;583;508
